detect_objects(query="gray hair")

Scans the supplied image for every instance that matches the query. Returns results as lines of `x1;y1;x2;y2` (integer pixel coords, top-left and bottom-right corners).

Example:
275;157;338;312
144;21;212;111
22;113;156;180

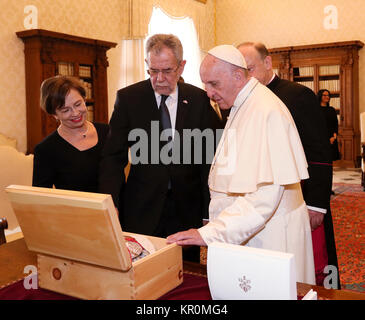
146;34;183;62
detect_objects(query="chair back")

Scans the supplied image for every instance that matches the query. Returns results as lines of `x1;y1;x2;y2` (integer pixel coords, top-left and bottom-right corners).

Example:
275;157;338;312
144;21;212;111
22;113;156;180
0;145;33;231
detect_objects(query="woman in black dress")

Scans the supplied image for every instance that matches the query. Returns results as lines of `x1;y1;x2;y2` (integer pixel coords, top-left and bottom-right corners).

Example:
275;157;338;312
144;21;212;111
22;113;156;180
317;89;340;161
318;89;340;195
32;75;109;192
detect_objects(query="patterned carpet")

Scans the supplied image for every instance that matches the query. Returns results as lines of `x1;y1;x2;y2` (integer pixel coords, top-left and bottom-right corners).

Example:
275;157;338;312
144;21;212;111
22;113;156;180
331;183;365;292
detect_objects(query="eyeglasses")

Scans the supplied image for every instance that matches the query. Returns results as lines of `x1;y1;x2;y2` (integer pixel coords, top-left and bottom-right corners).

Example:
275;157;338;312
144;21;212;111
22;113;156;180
58;100;86;114
147;66;180;76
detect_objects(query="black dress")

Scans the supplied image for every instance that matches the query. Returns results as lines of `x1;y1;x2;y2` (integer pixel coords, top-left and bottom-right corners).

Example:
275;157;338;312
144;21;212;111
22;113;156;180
32;122;109;192
321;106;341;161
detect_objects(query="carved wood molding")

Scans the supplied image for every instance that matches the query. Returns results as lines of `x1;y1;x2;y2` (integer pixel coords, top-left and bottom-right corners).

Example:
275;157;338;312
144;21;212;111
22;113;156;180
16;29;117;50
269;40;363;53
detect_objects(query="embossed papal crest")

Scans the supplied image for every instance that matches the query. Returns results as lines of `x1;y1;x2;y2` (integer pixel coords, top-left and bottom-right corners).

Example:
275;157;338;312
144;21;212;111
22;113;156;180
238;275;252;292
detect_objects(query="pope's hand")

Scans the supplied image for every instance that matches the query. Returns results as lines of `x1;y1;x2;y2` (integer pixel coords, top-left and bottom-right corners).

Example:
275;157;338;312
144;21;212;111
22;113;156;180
166;229;207;246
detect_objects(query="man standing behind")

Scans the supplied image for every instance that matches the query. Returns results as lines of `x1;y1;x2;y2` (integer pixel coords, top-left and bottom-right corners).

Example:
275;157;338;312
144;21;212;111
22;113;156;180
167;45;316;284
99;34;221;261
237;42;339;288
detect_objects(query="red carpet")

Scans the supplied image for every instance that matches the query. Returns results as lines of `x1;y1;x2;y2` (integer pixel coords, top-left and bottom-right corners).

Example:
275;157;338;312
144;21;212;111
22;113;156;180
332;183;365;292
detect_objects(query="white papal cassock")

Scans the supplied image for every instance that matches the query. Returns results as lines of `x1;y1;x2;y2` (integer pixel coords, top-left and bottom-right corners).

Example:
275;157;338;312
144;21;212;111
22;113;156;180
199;78;316;285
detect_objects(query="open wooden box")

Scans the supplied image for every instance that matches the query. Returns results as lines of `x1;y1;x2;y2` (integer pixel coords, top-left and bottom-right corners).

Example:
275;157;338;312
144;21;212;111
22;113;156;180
5;185;183;300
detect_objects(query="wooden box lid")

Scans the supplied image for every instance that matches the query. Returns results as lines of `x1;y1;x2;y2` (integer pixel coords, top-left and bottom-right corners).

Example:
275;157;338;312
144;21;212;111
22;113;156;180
5;185;132;271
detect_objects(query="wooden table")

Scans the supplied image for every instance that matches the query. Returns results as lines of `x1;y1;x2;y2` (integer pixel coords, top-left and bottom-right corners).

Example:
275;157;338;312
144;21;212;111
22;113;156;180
1;238;364;300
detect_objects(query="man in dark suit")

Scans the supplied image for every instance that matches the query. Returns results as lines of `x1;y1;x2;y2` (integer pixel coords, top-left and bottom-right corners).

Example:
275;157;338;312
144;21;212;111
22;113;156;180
99;34;221;261
237;42;340;288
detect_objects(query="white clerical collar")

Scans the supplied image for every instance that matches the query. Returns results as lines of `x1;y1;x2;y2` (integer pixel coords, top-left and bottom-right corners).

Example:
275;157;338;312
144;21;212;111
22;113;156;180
232;77;259;111
267;73;276;85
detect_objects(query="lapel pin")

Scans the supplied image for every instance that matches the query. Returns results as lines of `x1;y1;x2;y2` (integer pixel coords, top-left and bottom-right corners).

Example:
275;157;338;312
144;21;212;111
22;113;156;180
183;100;188;104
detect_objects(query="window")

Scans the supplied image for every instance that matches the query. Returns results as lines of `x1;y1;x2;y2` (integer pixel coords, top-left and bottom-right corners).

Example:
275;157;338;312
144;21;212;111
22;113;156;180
145;7;203;89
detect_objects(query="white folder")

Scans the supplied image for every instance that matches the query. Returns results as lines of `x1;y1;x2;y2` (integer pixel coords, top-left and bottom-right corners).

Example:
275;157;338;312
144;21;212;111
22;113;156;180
207;242;297;300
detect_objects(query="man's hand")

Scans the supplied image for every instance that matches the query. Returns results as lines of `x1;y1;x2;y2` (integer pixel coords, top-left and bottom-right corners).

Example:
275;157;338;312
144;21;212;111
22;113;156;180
308;209;324;231
166;229;207;246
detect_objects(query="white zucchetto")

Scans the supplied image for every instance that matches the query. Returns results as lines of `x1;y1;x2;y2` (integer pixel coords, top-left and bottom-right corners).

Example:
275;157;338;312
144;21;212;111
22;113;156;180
208;45;247;69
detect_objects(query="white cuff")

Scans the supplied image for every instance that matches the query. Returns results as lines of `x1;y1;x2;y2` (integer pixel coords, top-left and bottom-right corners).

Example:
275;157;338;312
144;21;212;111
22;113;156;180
307;205;326;214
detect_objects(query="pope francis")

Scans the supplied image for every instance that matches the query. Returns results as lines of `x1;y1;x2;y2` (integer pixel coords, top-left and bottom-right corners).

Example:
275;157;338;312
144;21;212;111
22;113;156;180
167;45;315;285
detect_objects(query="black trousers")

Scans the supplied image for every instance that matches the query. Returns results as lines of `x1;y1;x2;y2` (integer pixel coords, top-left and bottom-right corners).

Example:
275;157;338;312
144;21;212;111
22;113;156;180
324;206;341;289
326;165;341;289
154;189;200;263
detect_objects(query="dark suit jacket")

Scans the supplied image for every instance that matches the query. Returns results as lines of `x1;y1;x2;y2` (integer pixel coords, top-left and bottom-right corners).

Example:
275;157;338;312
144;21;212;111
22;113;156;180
99;79;221;236
267;75;333;210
